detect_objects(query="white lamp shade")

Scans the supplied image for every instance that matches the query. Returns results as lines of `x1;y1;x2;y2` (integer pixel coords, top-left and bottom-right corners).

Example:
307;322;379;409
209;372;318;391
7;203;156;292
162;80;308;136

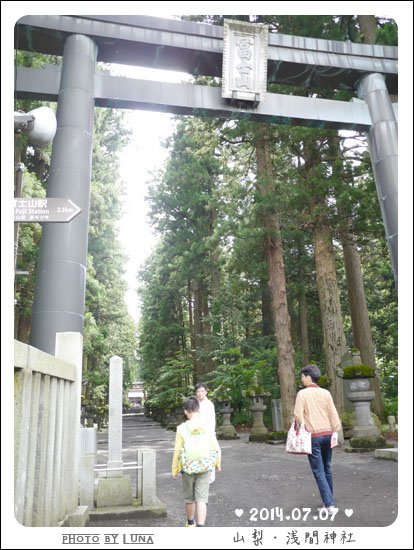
25;106;57;148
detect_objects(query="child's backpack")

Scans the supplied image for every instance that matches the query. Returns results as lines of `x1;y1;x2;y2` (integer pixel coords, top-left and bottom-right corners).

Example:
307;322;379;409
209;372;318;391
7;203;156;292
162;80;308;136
179;424;217;475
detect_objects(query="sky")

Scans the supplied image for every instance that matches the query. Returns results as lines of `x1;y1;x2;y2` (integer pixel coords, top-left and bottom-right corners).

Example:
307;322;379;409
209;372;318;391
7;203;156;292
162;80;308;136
2;3;413;549
110;64;191;322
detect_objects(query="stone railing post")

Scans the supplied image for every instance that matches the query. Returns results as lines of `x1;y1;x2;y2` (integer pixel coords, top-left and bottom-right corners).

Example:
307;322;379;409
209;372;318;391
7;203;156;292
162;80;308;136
55;332;89;526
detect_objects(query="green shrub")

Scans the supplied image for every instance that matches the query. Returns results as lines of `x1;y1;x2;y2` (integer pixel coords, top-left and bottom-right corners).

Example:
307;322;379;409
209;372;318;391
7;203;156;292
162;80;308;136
318;375;332;388
232;410;251;426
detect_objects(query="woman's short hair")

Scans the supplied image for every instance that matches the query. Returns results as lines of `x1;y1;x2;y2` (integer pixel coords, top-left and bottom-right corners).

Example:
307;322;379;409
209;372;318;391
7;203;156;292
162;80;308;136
301;364;321;383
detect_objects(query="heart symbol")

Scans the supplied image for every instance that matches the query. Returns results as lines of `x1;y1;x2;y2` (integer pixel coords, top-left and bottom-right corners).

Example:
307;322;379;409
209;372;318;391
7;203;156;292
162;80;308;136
235;509;244;518
345;509;353;517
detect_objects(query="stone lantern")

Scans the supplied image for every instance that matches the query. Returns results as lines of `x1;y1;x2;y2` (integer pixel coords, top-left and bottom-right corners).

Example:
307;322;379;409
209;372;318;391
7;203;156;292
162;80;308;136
216;398;239;440
344;365;386;450
244;381;271;441
348;379;377;435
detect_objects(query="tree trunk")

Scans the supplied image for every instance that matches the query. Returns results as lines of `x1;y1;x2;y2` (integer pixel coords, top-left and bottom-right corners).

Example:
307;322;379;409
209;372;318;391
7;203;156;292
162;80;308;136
329;132;385;419
18;314;32;344
255;124;297;428
178;299;186;354
357;15;377;45
202;289;215;375
193;280;204;379
289;309;298;349
14;308;20;340
201;291;210;338
298;283;310;365
342;232;385;418
314;220;346;413
188;281;197;380
209;206;222;335
193;280;209;380
297;235;310;364
261;279;274;337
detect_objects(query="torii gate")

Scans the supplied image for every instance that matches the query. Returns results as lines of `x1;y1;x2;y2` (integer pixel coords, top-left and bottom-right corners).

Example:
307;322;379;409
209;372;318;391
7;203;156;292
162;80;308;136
14;15;398;354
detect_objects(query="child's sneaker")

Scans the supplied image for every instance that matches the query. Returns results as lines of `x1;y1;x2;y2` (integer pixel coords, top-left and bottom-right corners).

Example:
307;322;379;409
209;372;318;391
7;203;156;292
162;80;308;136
327;506;338;516
185;520;196;527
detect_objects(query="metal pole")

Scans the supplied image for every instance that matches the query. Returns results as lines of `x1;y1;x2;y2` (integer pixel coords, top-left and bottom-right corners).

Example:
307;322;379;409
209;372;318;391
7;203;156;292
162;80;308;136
356;73;398;287
29;34;97;353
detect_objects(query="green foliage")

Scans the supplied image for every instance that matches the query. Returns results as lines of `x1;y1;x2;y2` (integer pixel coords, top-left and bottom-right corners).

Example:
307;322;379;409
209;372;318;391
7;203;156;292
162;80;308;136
143;353;194;411
231;410;251;426
375;20;398;46
136;15;398;417
318;375;332;388
383;397;398;418
138;241;190;386
81;107;138;422
204;346;278;412
376;356;398;401
82;377;109;429
15;50;62;69
14;170;45;323
342;365;376;379
360;237;397;383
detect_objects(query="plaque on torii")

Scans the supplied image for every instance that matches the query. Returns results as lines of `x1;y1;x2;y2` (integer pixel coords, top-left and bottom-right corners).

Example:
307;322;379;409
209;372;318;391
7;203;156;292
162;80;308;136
222;19;268;107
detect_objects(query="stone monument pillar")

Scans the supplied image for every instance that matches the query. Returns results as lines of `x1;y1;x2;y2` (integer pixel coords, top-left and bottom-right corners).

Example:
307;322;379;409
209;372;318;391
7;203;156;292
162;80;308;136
271;399;284;432
96;356;132;507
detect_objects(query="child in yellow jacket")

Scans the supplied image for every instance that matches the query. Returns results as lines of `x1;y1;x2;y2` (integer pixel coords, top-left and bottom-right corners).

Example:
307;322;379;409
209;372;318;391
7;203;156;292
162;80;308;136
172;396;221;527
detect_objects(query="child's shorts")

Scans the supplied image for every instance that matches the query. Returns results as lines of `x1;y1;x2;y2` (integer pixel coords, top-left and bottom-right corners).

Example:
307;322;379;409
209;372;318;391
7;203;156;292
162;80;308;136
182;471;210;503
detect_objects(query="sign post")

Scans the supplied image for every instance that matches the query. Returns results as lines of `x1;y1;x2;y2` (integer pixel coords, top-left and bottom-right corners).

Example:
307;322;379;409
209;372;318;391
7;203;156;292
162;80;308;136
14;198;82;223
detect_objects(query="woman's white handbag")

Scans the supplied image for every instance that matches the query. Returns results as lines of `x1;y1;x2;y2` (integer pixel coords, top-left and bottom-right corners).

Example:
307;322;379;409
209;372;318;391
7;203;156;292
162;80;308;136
285;421;312;454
